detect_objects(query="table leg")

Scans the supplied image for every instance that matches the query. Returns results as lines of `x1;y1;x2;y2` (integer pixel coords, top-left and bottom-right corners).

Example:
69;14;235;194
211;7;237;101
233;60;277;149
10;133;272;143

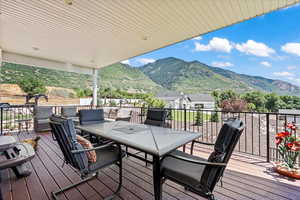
152;155;162;200
25;122;29;134
18;122;22;135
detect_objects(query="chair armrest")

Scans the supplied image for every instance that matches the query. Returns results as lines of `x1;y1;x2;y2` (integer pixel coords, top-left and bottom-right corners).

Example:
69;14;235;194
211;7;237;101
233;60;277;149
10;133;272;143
193;140;215;146
71;141;116;154
164;154;226;167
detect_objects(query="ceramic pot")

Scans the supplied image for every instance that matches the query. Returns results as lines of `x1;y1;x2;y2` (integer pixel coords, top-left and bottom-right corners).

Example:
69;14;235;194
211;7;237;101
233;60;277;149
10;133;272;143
273;162;300;179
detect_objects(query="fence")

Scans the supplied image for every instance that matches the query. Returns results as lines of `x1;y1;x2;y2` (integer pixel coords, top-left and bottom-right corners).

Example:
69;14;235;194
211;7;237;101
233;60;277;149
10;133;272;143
0;104;299;165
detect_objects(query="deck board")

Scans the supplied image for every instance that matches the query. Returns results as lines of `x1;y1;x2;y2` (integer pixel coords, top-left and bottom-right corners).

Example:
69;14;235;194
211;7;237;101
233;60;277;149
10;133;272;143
1;131;300;200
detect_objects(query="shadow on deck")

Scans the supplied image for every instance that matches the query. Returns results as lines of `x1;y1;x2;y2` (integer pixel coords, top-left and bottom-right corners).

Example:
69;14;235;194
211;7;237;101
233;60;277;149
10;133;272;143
1;132;300;200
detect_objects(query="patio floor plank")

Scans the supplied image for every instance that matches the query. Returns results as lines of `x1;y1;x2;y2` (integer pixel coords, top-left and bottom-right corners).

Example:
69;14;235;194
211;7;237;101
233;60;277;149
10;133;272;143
1;131;300;200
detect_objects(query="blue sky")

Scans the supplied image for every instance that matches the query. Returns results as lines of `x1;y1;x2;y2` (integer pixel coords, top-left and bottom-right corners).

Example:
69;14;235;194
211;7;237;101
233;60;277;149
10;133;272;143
122;4;300;86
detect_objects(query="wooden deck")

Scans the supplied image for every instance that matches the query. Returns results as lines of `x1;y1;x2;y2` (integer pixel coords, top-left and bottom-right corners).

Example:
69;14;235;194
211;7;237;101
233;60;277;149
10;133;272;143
1;132;300;200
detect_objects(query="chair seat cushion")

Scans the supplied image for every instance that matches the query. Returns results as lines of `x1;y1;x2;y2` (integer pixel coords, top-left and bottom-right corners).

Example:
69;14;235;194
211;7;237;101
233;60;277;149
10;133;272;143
161;150;206;187
88;146;125;172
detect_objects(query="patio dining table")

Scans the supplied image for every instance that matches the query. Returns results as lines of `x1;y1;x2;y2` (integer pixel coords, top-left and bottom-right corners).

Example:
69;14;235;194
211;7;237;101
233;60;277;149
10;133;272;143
76;121;201;200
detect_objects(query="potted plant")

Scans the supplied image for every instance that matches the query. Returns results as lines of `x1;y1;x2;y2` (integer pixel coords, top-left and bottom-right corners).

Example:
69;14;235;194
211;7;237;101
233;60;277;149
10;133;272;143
274;122;300;179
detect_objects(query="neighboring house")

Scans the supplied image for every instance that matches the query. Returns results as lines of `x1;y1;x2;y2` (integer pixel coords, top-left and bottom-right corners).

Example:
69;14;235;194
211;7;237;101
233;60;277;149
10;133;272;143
278;109;300;125
156;91;215;110
187;94;215;110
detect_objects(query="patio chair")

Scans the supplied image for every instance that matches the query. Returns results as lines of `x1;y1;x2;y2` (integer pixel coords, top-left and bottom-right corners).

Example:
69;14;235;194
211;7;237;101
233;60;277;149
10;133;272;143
160;118;244;200
116;108;132;122
141;108;167;166
144;108;167;127
61;106;79;123
49;115;124;200
78;109;105;142
79;109;104;125
33;106;53;132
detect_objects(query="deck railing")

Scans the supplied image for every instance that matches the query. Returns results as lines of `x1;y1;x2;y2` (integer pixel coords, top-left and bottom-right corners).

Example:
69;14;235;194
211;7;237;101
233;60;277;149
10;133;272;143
1;104;299;165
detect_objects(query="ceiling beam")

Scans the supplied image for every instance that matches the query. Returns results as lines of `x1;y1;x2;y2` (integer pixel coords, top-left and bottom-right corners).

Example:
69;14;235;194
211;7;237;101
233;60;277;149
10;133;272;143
2;51;93;75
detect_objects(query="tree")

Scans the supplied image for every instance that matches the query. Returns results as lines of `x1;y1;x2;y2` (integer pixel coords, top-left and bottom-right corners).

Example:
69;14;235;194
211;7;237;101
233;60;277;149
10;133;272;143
143;96;166;108
74;88;93;98
18;76;47;95
247;103;256;111
219;90;239;102
220;99;247;112
211;90;221;106
195;110;204;125
265;93;284;112
242;91;266;112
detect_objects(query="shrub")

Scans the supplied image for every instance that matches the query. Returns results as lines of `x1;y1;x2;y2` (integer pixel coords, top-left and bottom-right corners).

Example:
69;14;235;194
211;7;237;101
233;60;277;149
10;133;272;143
210;111;219;122
195;110;203;126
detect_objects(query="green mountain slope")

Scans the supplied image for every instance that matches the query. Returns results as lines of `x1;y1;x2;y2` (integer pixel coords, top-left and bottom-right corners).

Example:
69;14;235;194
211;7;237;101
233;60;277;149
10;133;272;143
0;63;162;93
2;57;300;96
140;57;300;95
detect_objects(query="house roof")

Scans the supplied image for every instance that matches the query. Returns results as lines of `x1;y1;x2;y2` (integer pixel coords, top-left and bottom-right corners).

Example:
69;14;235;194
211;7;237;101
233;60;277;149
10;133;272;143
187;94;215;102
156;91;182;98
278;109;300;115
1;1;299;74
158;96;181;101
156;92;214;102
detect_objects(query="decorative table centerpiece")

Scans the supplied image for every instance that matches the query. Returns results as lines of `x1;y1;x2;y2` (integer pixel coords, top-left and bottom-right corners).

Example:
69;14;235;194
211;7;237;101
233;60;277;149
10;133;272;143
274;122;300;179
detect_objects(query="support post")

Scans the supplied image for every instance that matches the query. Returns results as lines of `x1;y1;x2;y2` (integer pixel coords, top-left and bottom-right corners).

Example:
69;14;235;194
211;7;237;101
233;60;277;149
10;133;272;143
0;48;2;66
92;68;98;107
266;113;270;162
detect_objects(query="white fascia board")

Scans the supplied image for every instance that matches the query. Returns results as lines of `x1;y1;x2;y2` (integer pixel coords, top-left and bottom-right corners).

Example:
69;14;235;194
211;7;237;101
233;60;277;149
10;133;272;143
2;51;93;75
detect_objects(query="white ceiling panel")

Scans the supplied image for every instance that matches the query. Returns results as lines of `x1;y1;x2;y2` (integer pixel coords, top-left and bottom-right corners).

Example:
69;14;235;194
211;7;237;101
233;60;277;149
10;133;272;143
0;0;299;71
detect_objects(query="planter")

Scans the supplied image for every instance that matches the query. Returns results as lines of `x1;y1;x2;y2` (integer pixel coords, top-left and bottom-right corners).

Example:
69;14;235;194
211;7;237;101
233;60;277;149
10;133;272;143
273;162;300;179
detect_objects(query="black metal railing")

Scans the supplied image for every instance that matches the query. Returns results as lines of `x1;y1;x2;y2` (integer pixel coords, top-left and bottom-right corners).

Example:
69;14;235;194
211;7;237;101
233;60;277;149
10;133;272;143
1;104;299;165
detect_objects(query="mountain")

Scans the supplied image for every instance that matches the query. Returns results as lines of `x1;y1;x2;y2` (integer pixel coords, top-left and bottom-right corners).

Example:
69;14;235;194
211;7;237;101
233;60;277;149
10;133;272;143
2;57;300;96
140;57;300;95
0;63;162;93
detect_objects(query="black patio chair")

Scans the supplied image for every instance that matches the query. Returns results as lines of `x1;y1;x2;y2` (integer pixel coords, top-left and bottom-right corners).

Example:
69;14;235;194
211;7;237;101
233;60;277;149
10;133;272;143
49;115;124;200
78;109;105;142
144;108;167;127
33;106;53;132
142;108;167;166
79;109;105;125
160;118;245;200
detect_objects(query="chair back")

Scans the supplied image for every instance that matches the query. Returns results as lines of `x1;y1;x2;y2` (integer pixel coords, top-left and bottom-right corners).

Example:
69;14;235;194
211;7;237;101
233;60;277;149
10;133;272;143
200;118;244;192
61;106;77;118
49;115;89;174
79;109;104;125
144;108;167;126
34;106;53;119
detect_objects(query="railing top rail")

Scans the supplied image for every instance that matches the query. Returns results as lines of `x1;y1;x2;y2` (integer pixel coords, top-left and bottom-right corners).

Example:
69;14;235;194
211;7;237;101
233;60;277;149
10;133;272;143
4;104;300;117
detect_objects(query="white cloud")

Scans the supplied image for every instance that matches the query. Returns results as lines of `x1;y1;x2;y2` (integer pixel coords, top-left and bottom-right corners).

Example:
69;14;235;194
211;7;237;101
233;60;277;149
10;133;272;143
211;61;233;68
121;60;130;65
235;40;275;57
287;66;297;70
135;58;156;65
194;37;233;53
273;71;295;77
192;36;202;40
260;61;271;67
281;43;300;56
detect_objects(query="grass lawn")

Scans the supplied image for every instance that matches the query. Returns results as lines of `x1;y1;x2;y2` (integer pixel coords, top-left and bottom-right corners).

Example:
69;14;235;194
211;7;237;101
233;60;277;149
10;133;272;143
170;110;211;122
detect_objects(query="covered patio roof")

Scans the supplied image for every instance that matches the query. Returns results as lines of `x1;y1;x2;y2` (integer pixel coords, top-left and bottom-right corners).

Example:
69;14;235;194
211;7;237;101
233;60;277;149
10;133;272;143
1;0;300;74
